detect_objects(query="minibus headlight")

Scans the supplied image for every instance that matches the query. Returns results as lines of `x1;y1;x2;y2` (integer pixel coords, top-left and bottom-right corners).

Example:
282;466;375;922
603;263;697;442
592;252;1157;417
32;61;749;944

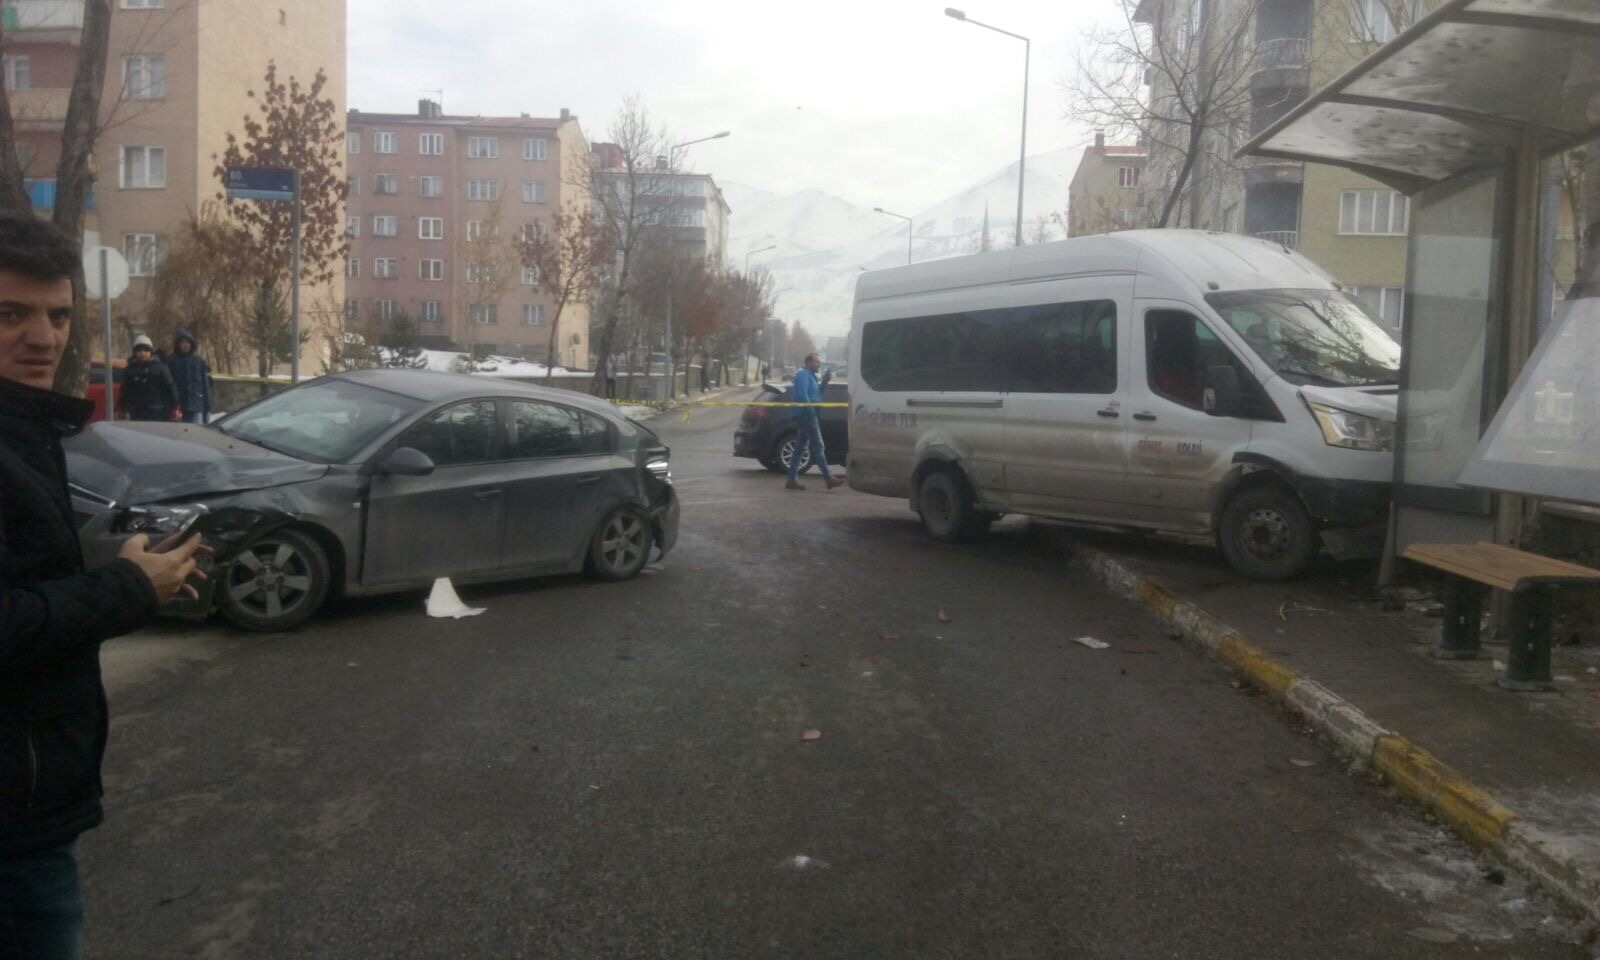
1307;401;1394;452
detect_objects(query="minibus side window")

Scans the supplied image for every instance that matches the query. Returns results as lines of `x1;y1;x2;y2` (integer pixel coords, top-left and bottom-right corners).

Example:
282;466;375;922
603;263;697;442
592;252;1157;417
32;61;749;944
860;311;1005;391
1146;310;1258;413
1005;300;1118;394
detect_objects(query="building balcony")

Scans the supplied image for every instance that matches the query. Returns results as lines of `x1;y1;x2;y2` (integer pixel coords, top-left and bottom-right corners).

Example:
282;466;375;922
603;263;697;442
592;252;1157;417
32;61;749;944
1255;37;1308;71
2;0;84;33
1242;155;1305;187
1255;230;1299;249
5;88;71;126
24;179;95;213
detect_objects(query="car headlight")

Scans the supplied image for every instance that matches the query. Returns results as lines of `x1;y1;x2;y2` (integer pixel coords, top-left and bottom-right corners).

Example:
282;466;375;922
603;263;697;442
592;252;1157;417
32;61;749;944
1306;401;1394;452
646;457;672;485
115;502;208;537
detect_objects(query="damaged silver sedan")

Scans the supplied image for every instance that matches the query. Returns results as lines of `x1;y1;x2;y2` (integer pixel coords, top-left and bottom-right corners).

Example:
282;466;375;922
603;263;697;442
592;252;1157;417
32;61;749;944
66;369;680;632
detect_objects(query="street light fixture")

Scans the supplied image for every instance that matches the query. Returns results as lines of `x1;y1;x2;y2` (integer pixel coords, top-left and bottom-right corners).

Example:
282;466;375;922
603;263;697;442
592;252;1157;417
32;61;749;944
874;207;914;265
669;130;731;167
946;7;1029;247
745;244;777;273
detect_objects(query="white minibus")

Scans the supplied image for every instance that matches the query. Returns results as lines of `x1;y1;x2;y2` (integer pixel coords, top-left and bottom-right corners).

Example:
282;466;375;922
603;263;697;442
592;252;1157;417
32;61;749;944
845;230;1400;579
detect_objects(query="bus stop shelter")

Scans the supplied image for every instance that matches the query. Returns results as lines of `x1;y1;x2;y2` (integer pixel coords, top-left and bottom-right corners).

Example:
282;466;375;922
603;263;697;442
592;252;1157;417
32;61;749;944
1239;0;1600;571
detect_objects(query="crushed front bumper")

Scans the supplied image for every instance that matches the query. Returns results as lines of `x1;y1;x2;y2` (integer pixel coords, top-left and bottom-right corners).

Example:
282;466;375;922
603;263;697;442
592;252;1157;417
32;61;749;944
650;486;680;558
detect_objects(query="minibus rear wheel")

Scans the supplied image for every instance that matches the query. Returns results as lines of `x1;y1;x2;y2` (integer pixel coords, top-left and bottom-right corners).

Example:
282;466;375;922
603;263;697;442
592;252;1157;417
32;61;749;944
1218;485;1319;580
917;467;990;542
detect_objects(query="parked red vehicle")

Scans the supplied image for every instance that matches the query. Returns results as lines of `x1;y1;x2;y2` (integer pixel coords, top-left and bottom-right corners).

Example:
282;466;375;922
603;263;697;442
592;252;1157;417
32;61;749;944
86;359;126;423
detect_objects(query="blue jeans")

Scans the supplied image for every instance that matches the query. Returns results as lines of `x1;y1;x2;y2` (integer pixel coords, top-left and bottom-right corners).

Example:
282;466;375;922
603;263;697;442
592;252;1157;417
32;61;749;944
788;413;832;481
185;411;206;424
0;843;83;960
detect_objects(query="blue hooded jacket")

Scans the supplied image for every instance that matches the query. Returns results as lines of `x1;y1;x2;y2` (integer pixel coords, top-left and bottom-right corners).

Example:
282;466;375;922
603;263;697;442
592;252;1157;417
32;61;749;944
164;328;213;416
790;367;822;419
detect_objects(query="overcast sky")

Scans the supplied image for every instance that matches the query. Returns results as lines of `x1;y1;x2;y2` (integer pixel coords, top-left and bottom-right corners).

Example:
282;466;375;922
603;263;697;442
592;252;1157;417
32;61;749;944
348;0;1121;215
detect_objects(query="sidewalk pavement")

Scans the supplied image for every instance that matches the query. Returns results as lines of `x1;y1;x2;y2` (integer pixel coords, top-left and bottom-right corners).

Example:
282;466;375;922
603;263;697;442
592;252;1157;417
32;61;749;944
614;382;756;421
1038;525;1600;923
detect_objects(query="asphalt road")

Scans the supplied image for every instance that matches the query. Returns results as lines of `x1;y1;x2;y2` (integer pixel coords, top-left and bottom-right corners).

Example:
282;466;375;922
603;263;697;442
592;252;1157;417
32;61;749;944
83;391;1586;959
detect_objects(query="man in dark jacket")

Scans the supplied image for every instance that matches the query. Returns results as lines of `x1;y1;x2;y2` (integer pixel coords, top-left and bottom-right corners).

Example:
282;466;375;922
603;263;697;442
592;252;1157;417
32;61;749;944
116;335;178;422
0;213;205;959
164;328;212;424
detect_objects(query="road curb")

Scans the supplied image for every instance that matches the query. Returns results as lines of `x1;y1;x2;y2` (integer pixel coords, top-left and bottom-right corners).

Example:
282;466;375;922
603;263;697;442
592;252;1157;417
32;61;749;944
1071;539;1600;922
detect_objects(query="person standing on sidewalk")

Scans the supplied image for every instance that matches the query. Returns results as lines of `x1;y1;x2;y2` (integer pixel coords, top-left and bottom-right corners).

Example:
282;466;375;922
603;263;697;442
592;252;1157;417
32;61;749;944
785;352;844;492
164;328;212;424
604;354;618;399
0;212;206;960
116;335;178;422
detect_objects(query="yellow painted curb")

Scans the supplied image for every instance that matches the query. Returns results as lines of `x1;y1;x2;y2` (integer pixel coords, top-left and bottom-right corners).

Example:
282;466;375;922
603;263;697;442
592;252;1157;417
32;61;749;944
1137;579;1177;618
1372;736;1517;847
1216;633;1303;700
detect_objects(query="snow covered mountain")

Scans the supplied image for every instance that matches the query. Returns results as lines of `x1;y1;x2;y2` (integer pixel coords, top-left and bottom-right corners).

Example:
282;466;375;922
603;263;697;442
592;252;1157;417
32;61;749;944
725;147;1083;340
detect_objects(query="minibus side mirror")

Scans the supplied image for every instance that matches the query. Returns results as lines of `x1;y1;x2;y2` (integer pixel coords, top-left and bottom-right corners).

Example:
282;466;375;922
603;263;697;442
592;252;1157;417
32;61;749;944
1204;365;1243;417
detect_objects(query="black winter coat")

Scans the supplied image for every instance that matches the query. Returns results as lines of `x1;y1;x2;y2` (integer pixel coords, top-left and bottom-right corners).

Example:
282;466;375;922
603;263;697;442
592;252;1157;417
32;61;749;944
0;375;158;857
120;357;178;421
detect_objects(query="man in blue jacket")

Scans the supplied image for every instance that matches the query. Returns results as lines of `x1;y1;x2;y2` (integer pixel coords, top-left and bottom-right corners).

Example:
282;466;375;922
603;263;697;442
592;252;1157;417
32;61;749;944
0;213;205;959
164;328;212;423
786;353;845;491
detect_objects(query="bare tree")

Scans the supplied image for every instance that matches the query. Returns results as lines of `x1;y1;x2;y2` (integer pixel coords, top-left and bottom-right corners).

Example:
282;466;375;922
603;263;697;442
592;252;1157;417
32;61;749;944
516;203;610;378
145;202;257;373
570;95;687;395
1561;141;1598;298
212;63;348;377
458;196;516;365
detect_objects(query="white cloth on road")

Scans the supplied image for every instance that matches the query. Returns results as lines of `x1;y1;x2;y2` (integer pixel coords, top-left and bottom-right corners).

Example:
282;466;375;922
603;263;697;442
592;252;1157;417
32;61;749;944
426;577;485;619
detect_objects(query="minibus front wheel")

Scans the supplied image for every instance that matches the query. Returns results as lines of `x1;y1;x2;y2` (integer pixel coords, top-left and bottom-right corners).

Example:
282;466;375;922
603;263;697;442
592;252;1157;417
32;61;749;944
1217;485;1320;580
917;467;992;543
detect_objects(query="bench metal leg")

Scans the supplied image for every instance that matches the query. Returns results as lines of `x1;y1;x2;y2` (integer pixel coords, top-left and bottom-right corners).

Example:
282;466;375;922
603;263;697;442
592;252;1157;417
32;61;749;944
1497;587;1557;692
1433;578;1486;660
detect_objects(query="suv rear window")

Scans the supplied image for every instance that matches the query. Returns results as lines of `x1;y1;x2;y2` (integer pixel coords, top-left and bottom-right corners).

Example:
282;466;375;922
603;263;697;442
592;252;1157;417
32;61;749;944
757;389;784;402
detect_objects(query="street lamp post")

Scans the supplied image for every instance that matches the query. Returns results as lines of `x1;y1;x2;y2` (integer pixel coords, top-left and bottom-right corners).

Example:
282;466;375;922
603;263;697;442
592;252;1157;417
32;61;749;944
946;7;1029;247
873;208;913;265
661;130;730;399
744;244;776;274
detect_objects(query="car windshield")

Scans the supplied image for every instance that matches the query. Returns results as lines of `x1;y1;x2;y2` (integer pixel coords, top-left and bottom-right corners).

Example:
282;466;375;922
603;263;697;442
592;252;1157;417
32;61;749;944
1204;288;1401;388
216;379;424;463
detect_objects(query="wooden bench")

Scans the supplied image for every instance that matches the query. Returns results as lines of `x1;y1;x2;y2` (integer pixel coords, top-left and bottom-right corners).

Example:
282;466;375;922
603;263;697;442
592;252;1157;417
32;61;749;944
1402;541;1600;690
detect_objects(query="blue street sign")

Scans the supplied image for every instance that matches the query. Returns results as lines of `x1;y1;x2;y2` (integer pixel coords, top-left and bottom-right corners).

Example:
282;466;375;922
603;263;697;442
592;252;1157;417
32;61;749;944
225;166;297;202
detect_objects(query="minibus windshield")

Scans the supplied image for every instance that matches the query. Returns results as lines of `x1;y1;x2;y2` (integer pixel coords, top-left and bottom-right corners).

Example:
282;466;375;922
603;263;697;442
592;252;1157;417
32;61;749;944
1204;288;1401;388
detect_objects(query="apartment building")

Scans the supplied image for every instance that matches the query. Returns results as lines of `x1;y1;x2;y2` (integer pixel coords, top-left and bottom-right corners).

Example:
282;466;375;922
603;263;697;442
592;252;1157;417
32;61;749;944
1067;132;1149;238
345;102;591;366
1133;0;1423;327
1;0;347;367
591;142;731;264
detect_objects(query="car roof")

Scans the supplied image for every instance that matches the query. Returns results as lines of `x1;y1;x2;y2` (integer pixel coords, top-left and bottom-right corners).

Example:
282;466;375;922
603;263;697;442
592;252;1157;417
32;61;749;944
328;368;622;417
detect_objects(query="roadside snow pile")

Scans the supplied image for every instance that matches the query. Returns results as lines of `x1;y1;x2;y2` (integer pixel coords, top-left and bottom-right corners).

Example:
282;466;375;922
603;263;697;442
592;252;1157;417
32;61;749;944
373;347;587;378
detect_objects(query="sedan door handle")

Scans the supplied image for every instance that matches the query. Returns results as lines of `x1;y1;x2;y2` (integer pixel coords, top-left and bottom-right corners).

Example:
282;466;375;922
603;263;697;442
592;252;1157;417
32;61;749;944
1133;412;1158;422
1097;408;1120;419
473;488;504;501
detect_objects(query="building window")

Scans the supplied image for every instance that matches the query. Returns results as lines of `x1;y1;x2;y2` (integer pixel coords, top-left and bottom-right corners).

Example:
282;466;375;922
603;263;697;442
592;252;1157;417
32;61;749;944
522;304;545;327
123;54;165;99
467;179;499;201
419;258;444;281
421;300;442;323
419;175;443;198
467;136;499;159
3;56;31;92
347;175;359;197
374;258;398;279
521;180;546;204
121;0;165;8
519;221;546;243
345;299;359;321
1349;285;1406;328
1117;166;1140;188
469;303;498;325
123;233;164;276
346;216;360;237
375;298;394;322
523;138;547;161
374;131;397;154
347;131;360;154
466;263;496;284
466;220;499;241
521;264;540;286
345;256;359;279
1339;189;1409;235
419;133;444;156
1350;0;1423;42
370;173;395;196
419;217;443;240
372;216;398;237
119;146;166;188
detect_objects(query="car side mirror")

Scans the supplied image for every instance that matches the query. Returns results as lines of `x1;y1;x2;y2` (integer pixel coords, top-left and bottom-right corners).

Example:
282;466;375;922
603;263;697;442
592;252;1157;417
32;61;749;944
380;446;435;477
1203;365;1243;417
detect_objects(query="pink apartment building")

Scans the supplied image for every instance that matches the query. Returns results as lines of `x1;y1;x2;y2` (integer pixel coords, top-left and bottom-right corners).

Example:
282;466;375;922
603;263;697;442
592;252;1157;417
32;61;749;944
346;100;591;366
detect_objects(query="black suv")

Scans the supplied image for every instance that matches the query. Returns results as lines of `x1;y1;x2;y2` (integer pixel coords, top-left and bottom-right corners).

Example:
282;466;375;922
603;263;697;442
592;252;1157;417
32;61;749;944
733;380;849;474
